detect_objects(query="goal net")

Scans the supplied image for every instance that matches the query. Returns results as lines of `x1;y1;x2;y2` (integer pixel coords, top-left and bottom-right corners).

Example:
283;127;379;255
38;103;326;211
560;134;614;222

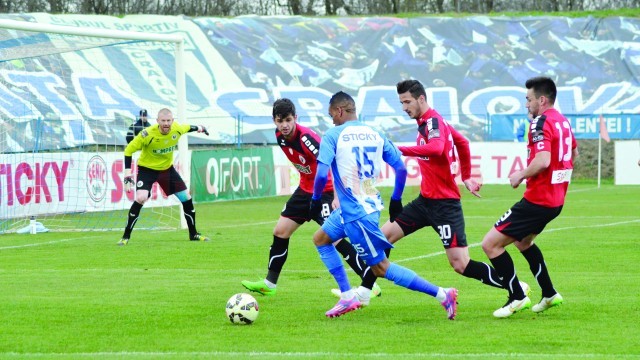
0;18;188;233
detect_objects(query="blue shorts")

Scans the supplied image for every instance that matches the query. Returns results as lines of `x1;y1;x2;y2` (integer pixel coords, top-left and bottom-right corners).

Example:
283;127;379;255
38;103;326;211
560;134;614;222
322;210;393;266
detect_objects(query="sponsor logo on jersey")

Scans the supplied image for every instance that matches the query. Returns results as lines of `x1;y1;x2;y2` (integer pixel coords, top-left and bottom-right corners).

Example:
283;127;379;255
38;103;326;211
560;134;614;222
141;130;148;138
341;133;378;142
153;145;179;155
293;163;312;174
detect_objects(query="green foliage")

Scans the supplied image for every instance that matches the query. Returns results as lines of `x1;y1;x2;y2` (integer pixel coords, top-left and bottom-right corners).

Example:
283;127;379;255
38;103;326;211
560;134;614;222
384;8;640;18
1;184;639;359
573;139;615;180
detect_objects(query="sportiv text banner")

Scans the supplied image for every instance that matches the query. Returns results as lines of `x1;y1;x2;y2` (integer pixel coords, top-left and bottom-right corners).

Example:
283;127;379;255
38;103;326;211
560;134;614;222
190;148;276;202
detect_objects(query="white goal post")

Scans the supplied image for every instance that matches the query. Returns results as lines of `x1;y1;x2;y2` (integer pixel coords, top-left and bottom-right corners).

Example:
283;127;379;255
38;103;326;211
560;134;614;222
0;18;189;232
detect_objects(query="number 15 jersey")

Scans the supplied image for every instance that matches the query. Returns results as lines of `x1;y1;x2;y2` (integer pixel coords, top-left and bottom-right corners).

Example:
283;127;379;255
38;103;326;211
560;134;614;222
317;121;402;223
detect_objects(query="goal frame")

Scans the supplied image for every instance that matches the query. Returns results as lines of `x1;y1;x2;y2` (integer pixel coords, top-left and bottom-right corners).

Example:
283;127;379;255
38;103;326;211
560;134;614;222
0;18;189;229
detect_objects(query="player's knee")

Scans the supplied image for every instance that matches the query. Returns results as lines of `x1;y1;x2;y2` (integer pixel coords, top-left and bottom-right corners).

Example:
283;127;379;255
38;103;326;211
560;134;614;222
371;264;386;278
312;229;332;246
481;237;496;256
450;260;466;275
382;222;403;244
135;192;149;204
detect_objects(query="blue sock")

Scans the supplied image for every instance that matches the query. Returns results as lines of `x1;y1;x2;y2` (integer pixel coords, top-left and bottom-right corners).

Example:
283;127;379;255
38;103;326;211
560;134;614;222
385;263;439;297
317;244;351;292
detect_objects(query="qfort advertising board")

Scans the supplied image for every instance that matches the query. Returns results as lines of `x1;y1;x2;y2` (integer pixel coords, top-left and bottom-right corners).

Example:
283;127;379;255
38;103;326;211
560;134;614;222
0;152;183;220
190;147;277;202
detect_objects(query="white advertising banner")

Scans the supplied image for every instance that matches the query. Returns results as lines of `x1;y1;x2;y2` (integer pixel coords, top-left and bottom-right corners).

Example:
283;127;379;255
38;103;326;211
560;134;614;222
614;141;640;185
271;142;528;193
0;151;185;220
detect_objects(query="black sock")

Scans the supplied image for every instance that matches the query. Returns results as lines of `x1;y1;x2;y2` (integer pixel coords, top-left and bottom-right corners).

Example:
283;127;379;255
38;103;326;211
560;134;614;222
334;239;367;278
522;244;556;298
462;259;504;289
181;199;197;237
123;201;143;239
359;268;377;290
489;251;525;300
265;236;289;285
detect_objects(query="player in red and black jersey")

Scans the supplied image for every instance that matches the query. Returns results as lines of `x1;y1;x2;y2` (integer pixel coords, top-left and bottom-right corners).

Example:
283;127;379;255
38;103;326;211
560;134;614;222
483;76;578;318
380;79;506;292
242;98;380;301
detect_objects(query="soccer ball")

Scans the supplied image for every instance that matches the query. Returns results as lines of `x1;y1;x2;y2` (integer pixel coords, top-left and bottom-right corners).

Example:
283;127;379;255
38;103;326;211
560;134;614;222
225;293;259;325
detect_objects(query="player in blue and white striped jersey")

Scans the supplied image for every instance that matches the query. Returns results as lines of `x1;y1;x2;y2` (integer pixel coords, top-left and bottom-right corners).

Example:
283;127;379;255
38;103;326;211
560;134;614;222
309;91;458;319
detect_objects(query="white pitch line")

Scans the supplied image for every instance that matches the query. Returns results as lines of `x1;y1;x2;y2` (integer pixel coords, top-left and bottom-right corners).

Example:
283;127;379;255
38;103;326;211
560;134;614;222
0;235;106;250
0;221;277;251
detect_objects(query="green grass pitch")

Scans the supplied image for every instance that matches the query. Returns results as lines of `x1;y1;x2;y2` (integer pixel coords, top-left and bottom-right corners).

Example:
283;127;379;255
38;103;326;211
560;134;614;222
1;184;639;359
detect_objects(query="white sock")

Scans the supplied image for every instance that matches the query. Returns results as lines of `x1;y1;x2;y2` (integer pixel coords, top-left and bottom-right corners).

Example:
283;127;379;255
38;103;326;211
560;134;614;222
264;279;276;289
340;289;355;301
435;288;447;302
356;286;371;300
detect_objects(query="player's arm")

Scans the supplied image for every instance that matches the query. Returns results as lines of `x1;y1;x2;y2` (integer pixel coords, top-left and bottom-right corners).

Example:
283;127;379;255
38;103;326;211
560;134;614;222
509;148;550;189
397;137;445;157
451;126;481;197
188;125;209;135
397;118;446;157
123;135;143;192
383;139;406;221
309;162;330;220
309;131;337;220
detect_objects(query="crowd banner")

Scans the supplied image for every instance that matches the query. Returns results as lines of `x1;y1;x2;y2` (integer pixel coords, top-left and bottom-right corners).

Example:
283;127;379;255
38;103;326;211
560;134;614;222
488;114;640;141
1;14;639;147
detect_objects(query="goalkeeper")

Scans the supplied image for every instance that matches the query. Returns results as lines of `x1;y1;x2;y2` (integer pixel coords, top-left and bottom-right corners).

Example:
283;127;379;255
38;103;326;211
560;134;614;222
118;108;209;246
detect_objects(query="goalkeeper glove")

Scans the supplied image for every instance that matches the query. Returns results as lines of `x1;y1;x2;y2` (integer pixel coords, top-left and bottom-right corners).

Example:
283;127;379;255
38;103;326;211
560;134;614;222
389;198;403;222
124;169;135;192
198;125;209;136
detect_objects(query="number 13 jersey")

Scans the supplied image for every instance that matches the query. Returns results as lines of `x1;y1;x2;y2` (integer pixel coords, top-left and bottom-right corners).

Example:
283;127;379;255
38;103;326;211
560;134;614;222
526;108;578;207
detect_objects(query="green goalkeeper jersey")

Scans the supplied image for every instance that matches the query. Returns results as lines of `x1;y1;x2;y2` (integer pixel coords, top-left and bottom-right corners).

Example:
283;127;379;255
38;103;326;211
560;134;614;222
124;122;191;171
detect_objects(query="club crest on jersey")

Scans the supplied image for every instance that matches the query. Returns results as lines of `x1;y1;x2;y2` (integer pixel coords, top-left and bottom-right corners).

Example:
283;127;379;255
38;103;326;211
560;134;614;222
172;134;177;140
299;155;306;164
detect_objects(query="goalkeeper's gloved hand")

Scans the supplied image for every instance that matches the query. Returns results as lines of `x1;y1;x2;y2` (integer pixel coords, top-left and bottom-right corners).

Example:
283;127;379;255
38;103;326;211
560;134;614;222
389;198;403;222
124;168;135;192
308;198;322;222
197;125;209;136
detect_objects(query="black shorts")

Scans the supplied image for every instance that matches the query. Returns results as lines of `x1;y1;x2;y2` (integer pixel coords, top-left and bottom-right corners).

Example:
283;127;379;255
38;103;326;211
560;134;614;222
281;187;334;225
494;198;563;241
394;195;467;249
136;165;187;196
